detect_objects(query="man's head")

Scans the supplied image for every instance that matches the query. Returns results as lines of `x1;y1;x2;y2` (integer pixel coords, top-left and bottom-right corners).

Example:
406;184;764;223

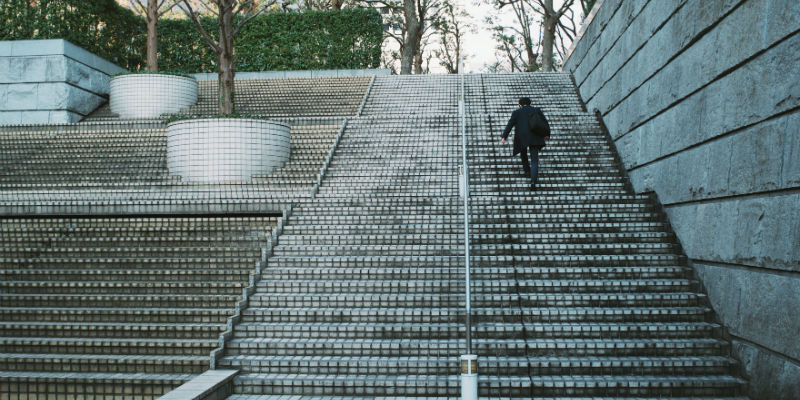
518;97;532;107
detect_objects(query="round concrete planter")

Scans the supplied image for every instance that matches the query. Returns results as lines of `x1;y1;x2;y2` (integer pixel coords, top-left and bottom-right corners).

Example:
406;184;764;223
167;118;291;183
110;74;198;118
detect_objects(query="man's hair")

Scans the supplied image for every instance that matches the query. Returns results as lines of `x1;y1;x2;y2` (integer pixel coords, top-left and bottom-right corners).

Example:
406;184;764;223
518;97;532;106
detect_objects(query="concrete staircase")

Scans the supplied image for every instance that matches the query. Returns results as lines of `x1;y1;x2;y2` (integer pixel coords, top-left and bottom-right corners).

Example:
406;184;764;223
0;119;341;191
217;73;748;399
0;72;749;399
0;216;279;397
463;73;747;398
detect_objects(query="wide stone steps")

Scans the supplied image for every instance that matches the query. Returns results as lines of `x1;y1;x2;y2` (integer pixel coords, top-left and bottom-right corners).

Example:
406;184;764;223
263;254;684;268
0;233;271;242
0;307;233;323
0;257;259;269
270;243;677;257
0;246;262;258
0;268;252;282
0;294;241;308
223;337;728;357
0;280;245;294
291;203;654;216
0;337;216;355
227;320;719;340
286;212;664;224
236;306;708;324
247;292;706;308
0;353;208;374
0;236;269;247
229;374;514;397
256;266;690;280
221;396;752;400
220;354;736;376
0;321;225;339
280;223;669;235
253;279;696;294
0;371;190;398
228;372;744;397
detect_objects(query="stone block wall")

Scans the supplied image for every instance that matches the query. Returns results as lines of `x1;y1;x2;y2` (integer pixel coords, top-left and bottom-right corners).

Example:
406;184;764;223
563;0;800;398
0;39;124;125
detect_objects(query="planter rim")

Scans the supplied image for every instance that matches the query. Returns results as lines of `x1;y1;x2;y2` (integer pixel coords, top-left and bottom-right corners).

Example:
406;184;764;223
166;117;291;129
111;73;197;81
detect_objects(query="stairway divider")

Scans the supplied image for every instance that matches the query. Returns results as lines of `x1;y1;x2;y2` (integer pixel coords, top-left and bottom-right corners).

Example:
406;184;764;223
208;205;293;370
356;75;376;117
310;118;349;199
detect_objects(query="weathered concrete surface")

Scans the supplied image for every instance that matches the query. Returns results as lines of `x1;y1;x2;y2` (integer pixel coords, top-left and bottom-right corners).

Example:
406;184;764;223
628;110;800;204
667;193;800;273
563;0;800;397
0;39;123;125
694;261;800;359
732;340;800;399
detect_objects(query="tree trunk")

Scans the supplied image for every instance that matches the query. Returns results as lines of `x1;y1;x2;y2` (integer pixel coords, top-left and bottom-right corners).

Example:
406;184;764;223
524;39;536;71
218;0;236;115
400;0;419;75
413;51;422;74
146;0;158;72
331;0;343;9
541;0;556;72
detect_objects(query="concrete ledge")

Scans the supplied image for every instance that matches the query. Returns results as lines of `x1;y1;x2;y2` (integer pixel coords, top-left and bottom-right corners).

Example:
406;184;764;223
190;68;391;81
158;370;237;400
0;39;124;75
0;39;124;125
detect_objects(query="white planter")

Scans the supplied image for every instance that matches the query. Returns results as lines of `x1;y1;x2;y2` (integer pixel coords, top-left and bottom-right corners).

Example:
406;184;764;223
110;74;198;118
167;118;291;183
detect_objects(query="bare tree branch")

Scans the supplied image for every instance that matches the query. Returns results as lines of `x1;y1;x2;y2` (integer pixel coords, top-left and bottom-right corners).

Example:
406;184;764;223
233;0;275;36
181;0;221;53
158;0;182;17
134;0;148;14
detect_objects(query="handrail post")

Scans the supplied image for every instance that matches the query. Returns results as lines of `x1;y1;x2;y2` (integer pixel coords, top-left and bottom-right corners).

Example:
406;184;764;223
459;73;478;400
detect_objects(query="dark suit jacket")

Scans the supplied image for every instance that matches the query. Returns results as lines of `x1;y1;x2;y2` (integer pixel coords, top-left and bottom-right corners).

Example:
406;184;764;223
502;105;547;156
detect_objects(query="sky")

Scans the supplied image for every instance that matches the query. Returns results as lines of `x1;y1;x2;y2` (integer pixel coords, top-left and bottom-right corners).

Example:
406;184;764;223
448;0;586;73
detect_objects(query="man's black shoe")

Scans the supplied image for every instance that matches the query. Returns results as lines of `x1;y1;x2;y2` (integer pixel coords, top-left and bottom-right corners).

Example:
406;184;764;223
529;183;536;191
522;169;531;178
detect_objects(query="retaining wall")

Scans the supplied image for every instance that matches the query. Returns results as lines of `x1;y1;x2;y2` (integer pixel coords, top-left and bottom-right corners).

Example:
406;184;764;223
563;0;800;398
0;39;125;125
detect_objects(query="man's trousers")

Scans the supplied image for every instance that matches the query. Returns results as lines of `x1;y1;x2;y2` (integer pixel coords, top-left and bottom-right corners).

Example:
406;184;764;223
520;145;542;184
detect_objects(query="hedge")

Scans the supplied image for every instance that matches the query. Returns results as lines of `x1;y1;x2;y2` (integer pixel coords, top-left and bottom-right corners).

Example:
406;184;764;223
1;1;383;73
157;9;383;73
0;0;145;70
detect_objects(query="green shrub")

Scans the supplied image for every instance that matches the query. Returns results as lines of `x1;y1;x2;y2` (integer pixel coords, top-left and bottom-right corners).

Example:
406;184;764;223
1;2;383;73
0;0;145;70
157;8;383;73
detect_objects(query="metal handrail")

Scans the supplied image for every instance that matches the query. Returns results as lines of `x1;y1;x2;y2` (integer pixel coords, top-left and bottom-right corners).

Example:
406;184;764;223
458;74;472;355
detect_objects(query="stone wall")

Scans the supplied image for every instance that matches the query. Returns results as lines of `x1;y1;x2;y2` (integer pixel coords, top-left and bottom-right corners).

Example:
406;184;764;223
0;39;125;125
563;0;800;398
